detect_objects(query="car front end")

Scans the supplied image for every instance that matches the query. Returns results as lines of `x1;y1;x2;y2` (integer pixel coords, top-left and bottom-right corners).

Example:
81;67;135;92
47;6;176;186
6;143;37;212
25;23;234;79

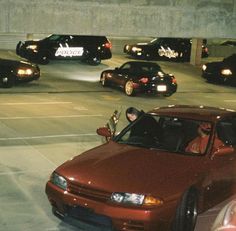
123;43;149;59
46;176;173;230
45;141;192;231
16;40;42;62
15;61;40;82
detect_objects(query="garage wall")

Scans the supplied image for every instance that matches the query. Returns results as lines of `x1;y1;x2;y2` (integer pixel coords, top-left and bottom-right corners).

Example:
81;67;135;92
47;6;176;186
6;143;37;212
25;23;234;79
0;0;235;51
0;0;235;37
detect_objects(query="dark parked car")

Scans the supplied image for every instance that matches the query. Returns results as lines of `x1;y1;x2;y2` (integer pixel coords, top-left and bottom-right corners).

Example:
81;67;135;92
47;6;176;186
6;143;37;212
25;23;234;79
0;58;40;88
202;54;236;85
100;61;177;96
45;105;236;231
16;34;112;65
124;37;209;62
220;40;236;47
211;199;236;231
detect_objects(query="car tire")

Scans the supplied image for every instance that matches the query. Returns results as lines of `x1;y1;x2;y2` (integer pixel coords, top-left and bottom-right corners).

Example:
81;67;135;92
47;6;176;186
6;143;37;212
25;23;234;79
39;54;49;65
100;73;108;87
1;76;15;88
172;188;198;231
163;93;172;97
124;80;135;96
88;56;101;66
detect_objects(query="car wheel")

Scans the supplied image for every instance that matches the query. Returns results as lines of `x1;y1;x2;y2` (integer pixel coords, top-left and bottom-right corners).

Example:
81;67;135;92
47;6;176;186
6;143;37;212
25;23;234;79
40;54;49;65
172;188;198;231
88;56;101;66
100;73;109;87
124;80;135;96
1;76;15;88
163;92;172;97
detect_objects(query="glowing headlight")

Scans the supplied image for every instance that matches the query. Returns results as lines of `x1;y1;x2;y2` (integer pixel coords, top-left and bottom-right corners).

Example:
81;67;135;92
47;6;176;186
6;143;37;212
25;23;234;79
221;69;232;76
17;68;33;76
51;172;67;190
111;192;163;206
202;64;207;71
132;47;142;52
26;45;38;50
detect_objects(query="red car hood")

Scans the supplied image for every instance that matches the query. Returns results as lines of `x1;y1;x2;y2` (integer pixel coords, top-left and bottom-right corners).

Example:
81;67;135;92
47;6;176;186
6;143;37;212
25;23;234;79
56;141;207;199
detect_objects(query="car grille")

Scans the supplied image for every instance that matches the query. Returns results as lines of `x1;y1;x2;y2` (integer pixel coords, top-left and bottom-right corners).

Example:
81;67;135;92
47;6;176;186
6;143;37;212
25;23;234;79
68;181;111;202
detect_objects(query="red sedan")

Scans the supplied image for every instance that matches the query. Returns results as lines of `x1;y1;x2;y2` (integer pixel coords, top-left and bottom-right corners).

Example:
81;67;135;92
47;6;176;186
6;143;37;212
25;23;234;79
45;105;236;231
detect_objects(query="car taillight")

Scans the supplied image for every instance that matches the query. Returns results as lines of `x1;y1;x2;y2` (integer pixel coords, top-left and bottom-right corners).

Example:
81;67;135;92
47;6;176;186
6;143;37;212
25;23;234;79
104;42;112;49
171;76;177;84
203;47;208;52
139;77;149;83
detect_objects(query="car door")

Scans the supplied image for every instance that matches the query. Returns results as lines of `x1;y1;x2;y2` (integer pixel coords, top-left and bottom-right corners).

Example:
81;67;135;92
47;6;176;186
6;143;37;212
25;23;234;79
53;35;77;59
204;118;236;209
111;63;131;88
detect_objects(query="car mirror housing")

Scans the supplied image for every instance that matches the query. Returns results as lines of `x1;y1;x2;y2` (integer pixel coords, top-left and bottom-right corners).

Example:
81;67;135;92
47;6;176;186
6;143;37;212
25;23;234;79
212;145;235;157
96;127;112;138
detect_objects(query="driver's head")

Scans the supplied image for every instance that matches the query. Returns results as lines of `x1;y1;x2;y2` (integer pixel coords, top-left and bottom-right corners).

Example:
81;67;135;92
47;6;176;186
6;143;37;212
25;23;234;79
199;122;211;135
126;107;141;122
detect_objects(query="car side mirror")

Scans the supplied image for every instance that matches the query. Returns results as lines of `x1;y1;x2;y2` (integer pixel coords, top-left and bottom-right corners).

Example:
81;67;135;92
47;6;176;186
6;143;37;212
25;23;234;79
96;127;112;138
212;145;235;157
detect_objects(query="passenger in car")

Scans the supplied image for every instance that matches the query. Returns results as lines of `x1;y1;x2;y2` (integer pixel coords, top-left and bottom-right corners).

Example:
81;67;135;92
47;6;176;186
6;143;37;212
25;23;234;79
185;122;212;154
185;122;225;154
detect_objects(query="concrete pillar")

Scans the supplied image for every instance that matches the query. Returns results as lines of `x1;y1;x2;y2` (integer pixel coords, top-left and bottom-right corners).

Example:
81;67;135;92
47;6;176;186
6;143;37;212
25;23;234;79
26;33;34;40
190;38;203;66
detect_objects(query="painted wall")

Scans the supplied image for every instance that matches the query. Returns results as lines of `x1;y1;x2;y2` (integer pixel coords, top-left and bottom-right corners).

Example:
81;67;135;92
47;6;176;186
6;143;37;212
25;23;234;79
0;0;235;38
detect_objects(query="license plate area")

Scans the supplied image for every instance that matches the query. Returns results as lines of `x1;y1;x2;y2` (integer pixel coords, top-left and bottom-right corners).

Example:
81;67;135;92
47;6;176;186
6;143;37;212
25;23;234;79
68;205;112;228
157;85;167;92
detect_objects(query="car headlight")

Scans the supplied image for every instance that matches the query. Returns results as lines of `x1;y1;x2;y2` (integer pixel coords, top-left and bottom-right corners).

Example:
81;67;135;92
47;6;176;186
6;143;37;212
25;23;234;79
132;47;142;52
221;69;232;76
110;192;163;206
50;172;67;190
26;44;38;50
17;68;33;76
202;64;207;71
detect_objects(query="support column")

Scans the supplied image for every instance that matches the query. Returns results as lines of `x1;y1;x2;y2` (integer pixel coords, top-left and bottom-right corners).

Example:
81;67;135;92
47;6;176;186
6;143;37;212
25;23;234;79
190;38;203;66
26;33;34;40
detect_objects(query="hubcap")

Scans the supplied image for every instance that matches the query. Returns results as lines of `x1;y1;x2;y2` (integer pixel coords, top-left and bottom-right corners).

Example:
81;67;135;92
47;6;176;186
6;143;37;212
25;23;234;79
125;81;134;95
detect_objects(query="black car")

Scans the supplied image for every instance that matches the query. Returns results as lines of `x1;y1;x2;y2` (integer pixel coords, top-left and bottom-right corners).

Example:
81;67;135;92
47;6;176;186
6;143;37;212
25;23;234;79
0;58;40;88
100;61;177;96
124;37;209;62
16;34;112;65
220;40;236;47
202;54;236;85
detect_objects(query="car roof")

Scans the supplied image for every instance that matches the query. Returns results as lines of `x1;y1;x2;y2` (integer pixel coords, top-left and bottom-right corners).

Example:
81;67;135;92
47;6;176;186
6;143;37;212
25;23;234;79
148;105;236;122
125;61;158;66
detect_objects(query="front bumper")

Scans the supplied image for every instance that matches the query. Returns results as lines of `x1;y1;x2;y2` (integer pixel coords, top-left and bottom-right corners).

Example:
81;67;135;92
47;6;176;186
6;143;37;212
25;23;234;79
46;181;175;231
16;41;39;61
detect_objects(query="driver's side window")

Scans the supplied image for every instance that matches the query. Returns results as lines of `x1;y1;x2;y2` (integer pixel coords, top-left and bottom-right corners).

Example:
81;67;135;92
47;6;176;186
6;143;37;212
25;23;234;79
120;63;131;74
216;118;236;146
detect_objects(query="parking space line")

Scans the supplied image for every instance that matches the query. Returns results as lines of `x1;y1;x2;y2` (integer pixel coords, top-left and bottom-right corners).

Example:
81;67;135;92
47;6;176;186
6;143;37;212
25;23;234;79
0;114;103;120
224;100;236;102
0;169;53;176
0;133;97;141
0;101;73;105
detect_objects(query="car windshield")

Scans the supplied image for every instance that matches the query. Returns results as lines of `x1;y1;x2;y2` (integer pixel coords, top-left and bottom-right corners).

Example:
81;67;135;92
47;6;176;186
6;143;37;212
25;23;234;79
114;113;214;155
45;34;62;41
